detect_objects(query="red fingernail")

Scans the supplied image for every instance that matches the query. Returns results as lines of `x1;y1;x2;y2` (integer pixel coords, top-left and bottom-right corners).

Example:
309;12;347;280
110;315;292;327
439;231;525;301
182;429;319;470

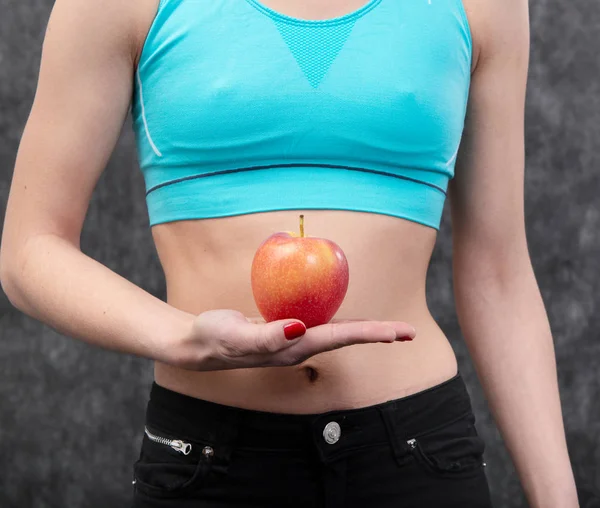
284;322;306;340
398;336;413;341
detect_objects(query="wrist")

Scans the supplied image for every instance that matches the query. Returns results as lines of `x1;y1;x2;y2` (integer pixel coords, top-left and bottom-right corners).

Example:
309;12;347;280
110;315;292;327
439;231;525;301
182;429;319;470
527;477;580;508
152;309;197;366
530;493;579;508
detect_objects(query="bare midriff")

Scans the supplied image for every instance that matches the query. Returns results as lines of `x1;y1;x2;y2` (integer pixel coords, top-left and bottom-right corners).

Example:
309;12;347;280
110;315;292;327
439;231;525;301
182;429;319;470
152;209;459;414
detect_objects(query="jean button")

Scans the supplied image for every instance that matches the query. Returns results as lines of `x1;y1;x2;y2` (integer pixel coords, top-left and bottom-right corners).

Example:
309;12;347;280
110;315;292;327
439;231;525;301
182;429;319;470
323;421;341;444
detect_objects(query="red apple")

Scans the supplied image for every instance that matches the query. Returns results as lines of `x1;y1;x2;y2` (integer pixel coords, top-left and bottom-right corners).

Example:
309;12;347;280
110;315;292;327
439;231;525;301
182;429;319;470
251;215;349;328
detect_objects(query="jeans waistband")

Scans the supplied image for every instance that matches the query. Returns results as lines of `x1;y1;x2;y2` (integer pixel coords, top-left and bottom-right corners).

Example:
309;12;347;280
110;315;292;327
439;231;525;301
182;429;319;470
146;368;473;464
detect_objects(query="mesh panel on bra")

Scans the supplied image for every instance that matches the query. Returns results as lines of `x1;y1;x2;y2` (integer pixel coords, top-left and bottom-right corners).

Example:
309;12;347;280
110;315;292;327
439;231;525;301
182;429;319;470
273;21;357;88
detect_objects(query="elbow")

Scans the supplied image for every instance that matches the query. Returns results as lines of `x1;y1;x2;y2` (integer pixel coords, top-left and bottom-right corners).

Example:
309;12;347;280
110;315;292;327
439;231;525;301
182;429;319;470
1;233;76;312
0;238;27;310
453;247;536;299
0;258;22;310
452;215;533;293
0;241;13;297
0;227;13;295
0;226;40;308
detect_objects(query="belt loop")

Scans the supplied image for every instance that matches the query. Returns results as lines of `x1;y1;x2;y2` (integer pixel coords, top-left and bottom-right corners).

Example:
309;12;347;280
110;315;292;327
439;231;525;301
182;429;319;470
377;403;412;468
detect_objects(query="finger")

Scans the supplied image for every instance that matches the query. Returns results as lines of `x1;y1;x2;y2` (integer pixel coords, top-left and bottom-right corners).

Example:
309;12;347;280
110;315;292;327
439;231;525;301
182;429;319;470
378;321;417;338
318;320;416;338
329;318;369;323
250;317;416;334
238;318;308;355
287;320;416;358
328;319;417;338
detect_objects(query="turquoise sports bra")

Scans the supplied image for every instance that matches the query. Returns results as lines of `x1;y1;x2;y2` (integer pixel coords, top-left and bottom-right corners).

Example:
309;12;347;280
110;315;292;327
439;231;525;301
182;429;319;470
132;0;472;230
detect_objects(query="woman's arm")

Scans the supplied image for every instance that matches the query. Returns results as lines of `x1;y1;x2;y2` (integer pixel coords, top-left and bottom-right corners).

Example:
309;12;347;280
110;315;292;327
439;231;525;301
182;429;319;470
0;0;197;363
449;1;579;506
0;0;417;371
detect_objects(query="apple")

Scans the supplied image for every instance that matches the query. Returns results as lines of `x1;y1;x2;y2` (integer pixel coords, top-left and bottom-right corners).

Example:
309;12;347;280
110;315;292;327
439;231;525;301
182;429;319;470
251;214;349;328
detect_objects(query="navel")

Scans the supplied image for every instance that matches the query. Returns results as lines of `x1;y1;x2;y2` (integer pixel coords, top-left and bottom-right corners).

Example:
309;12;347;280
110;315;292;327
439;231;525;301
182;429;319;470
304;366;319;383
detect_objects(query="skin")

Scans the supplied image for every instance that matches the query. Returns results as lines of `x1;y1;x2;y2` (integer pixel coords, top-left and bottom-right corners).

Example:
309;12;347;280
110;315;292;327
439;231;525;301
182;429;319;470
0;0;578;506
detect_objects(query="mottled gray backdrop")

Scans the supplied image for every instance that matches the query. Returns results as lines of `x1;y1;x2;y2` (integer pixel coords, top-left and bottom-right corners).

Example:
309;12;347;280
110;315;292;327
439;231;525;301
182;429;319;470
1;0;599;507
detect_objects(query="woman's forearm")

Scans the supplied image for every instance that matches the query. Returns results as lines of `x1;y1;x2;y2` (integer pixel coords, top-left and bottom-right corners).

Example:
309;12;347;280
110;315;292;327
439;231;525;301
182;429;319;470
454;264;579;508
1;234;196;363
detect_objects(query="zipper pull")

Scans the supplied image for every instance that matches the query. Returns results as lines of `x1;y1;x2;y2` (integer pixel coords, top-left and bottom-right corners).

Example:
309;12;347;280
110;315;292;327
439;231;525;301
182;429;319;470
170;440;192;455
144;426;192;455
406;438;417;449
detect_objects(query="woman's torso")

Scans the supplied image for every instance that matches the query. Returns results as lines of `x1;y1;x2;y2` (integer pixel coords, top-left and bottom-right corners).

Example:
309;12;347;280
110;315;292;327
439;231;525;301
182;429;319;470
131;0;477;414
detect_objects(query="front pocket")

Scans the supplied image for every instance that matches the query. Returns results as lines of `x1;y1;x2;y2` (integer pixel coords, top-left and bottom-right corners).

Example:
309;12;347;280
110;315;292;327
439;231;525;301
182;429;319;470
405;414;487;479
133;425;217;499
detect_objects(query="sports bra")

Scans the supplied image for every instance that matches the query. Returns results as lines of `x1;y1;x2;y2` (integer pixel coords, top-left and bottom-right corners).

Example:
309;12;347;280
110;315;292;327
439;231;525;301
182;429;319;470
131;0;472;230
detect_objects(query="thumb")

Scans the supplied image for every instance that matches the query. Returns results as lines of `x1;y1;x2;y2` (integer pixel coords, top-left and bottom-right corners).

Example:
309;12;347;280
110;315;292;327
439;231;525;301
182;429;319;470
244;316;306;352
253;318;307;354
281;320;307;341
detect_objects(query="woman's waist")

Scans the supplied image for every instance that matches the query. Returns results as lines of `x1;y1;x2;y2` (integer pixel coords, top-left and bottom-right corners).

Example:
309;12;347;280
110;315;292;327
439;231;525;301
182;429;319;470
153;209;438;315
154;314;458;414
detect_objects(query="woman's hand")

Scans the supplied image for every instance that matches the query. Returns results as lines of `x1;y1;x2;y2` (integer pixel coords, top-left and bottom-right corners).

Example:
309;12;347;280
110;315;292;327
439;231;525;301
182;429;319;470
168;309;417;371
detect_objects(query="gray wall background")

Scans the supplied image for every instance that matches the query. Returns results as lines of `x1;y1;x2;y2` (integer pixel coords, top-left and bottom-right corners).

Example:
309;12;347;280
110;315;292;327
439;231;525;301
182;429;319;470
0;0;599;506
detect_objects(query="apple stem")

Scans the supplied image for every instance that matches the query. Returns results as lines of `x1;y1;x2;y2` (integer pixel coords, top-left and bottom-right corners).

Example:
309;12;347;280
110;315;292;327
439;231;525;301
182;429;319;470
299;214;304;238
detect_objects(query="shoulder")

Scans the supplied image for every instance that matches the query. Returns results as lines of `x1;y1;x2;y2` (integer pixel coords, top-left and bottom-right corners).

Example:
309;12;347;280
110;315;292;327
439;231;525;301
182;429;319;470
45;0;161;68
44;0;159;66
461;0;530;73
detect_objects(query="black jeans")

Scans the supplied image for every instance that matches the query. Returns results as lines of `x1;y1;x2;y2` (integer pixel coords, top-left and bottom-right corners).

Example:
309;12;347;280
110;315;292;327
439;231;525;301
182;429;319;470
132;369;493;507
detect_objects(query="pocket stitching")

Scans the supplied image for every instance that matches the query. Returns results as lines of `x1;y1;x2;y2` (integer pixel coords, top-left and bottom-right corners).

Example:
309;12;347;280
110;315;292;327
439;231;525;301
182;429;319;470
133;429;213;498
409;438;484;479
134;455;211;498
